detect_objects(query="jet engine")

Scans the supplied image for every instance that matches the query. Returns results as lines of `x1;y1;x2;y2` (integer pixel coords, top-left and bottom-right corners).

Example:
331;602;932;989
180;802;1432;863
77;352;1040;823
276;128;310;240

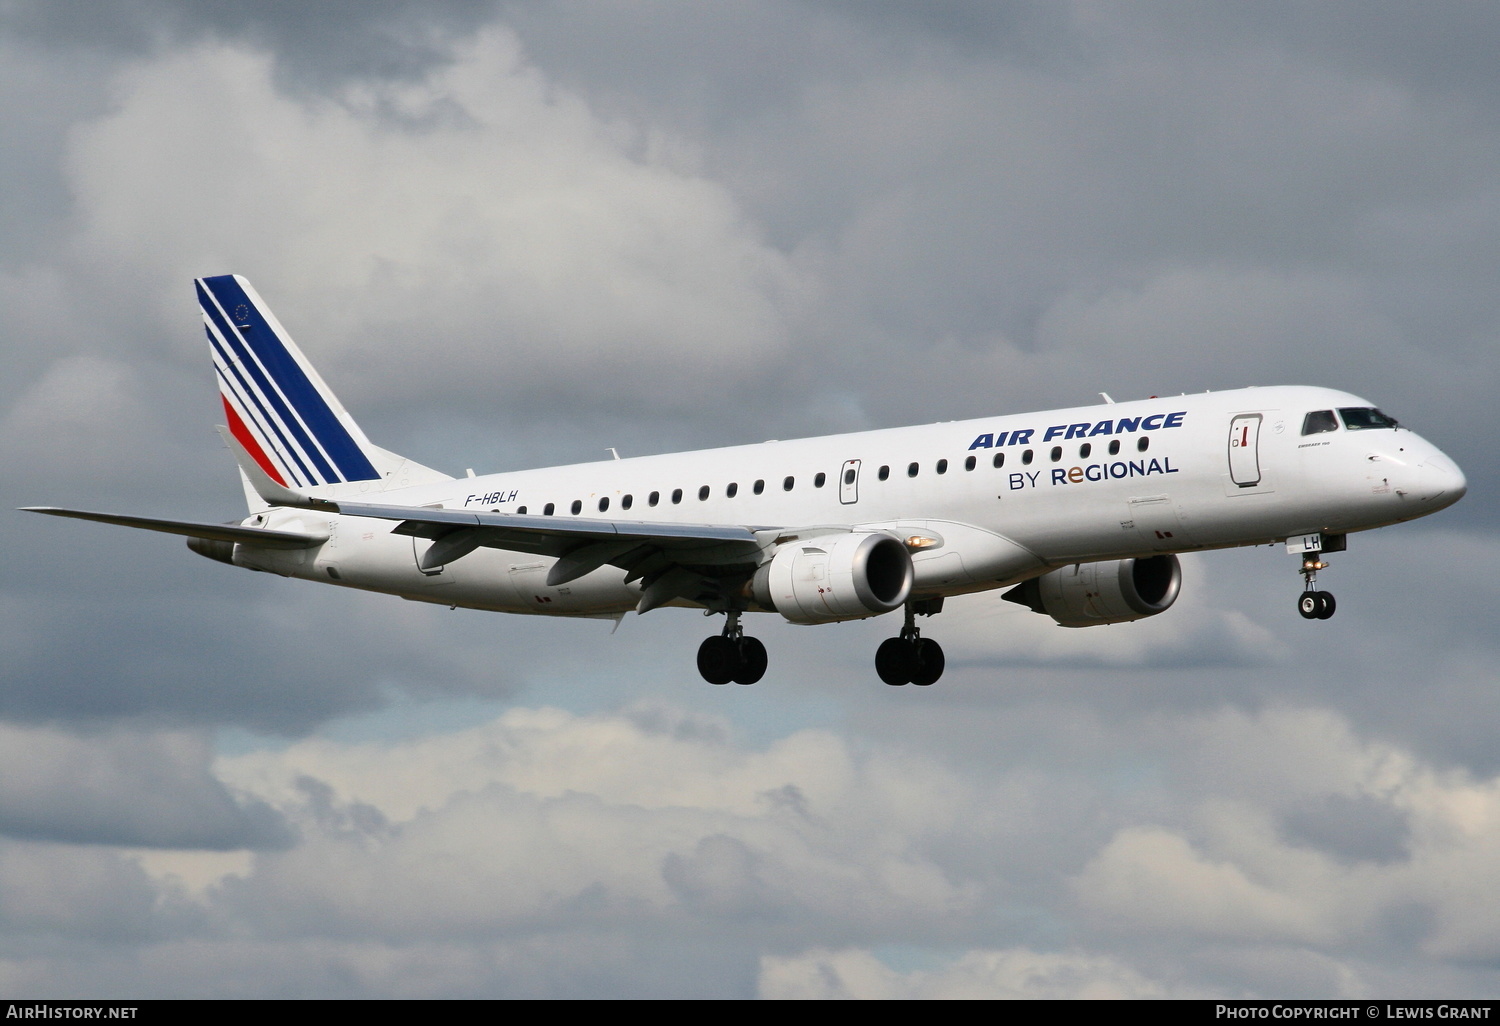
1003;554;1181;627
751;532;914;624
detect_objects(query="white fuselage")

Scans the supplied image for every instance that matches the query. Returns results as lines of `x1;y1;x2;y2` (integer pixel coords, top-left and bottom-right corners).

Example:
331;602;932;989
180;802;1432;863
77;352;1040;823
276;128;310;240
234;386;1466;619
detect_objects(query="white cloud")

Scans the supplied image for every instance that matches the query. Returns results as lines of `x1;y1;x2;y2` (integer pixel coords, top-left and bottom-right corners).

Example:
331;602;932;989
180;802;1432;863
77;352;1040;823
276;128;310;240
0;355;160;478
61;29;804;411
758;946;1172;999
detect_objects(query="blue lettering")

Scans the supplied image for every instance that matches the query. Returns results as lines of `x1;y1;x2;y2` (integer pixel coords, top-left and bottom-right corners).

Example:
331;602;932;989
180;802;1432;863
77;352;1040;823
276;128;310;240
1010;428;1033;445
969;433;994;450
1164;457;1178;473
1051;469;1066;484
1089;421;1115;437
1147;458;1163;474
1085;464;1103;482
1129;460;1145;476
1043;425;1066;442
1115;417;1141;433
1142;414;1165;430
1110;462;1127;478
995;431;1009;447
1009;473;1027;490
1164;411;1186;429
1064;423;1091;440
1026;471;1040;487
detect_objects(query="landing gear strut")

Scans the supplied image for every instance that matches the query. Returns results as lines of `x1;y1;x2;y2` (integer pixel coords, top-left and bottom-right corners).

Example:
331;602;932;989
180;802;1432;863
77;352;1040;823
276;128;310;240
1296;551;1337;620
697;609;767;685
876;599;945;686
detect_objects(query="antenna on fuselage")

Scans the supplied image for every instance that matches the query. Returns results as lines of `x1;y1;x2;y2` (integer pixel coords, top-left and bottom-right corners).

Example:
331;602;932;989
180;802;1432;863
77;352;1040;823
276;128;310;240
1099;392;1115;404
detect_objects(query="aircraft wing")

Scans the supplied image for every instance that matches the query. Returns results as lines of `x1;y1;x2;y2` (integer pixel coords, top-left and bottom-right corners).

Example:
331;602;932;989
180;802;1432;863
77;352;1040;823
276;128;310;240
321;500;775;612
21;507;328;549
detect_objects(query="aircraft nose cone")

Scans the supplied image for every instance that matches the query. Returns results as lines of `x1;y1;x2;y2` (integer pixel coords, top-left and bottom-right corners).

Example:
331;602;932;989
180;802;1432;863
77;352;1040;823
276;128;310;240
1418;453;1467;508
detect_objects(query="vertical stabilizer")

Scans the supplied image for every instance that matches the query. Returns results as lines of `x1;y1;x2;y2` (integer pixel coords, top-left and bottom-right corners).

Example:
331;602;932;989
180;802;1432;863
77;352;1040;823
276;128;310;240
196;274;449;505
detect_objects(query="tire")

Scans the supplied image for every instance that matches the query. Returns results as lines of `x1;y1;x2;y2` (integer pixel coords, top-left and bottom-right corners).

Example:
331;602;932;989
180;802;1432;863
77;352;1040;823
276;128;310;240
1298;592;1321;619
910;639;945;686
875;637;917;686
734;637;768;685
697;635;740;685
1316;592;1337;619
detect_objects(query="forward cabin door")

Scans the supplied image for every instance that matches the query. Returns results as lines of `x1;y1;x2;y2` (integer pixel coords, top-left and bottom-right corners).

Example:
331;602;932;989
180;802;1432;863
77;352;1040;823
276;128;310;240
839;459;861;504
1228;414;1263;488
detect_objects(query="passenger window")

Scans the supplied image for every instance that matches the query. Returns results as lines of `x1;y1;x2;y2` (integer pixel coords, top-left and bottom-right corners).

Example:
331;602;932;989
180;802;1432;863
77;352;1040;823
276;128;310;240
1339;407;1398;430
544;502;555;516
964;456;976;471
814;472;826;488
648;491;659;507
936;459;948;474
1302;410;1339;435
570;500;582;515
517;506;527;515
598;497;609;512
1108;440;1120;456
1079;443;1091;458
753;479;765;495
698;485;709;501
621;495;632;510
845;468;857;484
878;465;890;481
783;476;795;491
992;452;1005;469
1137;436;1149;452
1022;449;1034;465
1049;446;1062;462
726;482;738;498
671;488;683;504
907;462;919;478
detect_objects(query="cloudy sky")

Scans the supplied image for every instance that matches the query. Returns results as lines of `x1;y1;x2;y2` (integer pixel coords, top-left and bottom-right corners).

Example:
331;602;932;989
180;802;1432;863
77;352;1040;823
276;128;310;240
3;0;1497;999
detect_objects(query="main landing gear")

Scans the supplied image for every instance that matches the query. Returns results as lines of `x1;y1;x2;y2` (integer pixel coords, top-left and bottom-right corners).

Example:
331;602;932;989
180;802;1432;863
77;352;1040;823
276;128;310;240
1296;550;1337;620
875;599;946;687
697;610;767;685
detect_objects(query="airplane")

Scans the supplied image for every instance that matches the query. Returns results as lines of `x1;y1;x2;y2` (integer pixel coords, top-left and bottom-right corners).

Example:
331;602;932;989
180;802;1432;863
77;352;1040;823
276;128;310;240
24;275;1468;687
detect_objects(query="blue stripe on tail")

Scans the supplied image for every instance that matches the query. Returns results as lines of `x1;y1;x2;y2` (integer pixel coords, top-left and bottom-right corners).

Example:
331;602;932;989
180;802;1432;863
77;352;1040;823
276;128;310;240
198;276;380;483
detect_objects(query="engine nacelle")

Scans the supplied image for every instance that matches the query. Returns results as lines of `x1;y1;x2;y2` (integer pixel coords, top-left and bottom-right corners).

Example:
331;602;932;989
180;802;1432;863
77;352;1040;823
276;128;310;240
1003;554;1181;627
752;532;914;624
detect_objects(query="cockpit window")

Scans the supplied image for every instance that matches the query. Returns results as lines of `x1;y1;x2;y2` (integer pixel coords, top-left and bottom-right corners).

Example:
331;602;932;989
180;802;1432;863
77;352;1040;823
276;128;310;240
1301;410;1339;435
1339;407;1398;430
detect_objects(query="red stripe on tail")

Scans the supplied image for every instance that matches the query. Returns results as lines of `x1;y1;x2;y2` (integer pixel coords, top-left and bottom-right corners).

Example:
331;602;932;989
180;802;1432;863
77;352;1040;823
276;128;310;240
222;396;288;486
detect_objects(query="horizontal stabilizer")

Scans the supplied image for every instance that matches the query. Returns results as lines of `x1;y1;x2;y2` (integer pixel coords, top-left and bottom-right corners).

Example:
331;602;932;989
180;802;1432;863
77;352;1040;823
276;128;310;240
21;507;328;549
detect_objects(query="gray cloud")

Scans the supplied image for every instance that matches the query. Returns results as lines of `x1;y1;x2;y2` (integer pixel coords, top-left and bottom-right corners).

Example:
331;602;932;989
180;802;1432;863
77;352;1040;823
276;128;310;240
0;725;291;849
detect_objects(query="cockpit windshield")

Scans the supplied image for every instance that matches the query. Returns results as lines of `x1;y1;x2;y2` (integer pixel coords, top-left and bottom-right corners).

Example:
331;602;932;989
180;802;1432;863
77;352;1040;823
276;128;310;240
1339;407;1399;430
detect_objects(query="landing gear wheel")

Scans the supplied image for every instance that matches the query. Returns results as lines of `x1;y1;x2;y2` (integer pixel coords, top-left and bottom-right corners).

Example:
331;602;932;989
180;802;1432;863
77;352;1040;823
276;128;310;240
697;635;739;685
876;637;917;686
1298;592;1321;620
734;637;768;685
910;639;945;687
1316;592;1336;619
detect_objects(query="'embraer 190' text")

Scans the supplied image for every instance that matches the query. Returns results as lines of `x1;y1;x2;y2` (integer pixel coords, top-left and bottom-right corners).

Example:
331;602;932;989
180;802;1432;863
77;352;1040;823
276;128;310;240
969;411;1187;450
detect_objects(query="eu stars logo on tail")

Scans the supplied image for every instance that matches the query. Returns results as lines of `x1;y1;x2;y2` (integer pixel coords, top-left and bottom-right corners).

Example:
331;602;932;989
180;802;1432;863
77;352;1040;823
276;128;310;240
22;276;1468;687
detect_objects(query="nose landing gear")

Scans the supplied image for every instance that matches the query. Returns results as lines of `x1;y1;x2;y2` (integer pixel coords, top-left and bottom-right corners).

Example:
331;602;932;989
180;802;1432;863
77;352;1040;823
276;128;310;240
875;599;945;686
1288;533;1345;621
697;609;767;685
1296;551;1336;620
